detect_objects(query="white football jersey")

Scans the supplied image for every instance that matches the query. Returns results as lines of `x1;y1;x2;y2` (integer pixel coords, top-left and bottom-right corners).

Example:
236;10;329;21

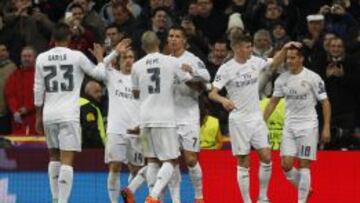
34;47;106;124
213;56;269;121
131;52;192;127
104;68;140;134
173;51;210;124
273;67;327;129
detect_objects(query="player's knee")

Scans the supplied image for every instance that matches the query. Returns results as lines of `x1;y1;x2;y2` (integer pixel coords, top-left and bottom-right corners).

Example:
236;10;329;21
281;160;293;172
109;162;121;172
259;153;271;164
185;157;198;167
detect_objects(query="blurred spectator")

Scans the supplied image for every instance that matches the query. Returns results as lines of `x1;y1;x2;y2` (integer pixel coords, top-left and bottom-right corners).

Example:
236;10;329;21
67;0;106;42
260;97;285;150
62;4;96;54
110;2;136;35
317;37;360;149
80;80;105;148
226;12;246;39
206;39;230;135
134;7;170;52
0;44;16;135
187;0;199;17
194;0;228;43
271;22;290;49
322;32;337;52
319;2;359;41
104;24;124;54
136;0;164;31
4;46;36;135
253;29;273;59
207;39;230;80
225;0;251;15
2;0;54;53
0;13;25;64
300;14;327;72
100;0;141;24
181;15;209;58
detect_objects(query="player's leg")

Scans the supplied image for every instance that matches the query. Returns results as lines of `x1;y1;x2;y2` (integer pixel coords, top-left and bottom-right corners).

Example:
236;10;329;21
44;123;61;203
57;122;81;203
146;127;180;202
105;133;128;202
296;127;318;203
168;159;181;203
297;159;311;203
48;149;61;203
252;119;272;203
230;120;252;203
180;124;203;202
281;127;299;187
108;162;121;203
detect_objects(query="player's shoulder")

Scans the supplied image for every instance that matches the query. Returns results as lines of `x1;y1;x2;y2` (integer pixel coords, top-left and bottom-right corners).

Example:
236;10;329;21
303;67;321;78
219;58;235;71
248;55;267;66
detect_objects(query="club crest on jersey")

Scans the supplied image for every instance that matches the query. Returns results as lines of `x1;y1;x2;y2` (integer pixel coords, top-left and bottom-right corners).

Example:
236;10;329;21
86;113;96;122
214;75;221;82
318;82;325;94
197;61;205;69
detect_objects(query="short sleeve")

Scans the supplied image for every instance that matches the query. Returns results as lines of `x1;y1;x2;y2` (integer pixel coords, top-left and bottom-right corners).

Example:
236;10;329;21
212;65;230;90
312;74;328;101
272;77;284;97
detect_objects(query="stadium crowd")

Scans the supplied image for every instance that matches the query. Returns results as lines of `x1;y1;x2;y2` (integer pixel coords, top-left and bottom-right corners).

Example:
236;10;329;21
0;0;360;150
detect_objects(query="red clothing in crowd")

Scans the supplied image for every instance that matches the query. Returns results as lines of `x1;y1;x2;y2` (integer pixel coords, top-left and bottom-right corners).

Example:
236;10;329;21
4;67;36;135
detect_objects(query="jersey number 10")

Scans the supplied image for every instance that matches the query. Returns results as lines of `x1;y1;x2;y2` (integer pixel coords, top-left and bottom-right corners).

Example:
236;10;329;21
44;65;74;92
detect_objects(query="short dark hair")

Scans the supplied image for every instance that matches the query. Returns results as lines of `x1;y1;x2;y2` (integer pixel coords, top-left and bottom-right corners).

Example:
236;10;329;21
230;33;252;48
52;23;71;42
151;7;168;18
69;3;84;11
105;23;121;33
169;25;187;39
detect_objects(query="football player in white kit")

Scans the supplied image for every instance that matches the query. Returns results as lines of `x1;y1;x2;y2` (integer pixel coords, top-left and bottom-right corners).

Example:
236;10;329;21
131;31;193;203
92;43;146;203
166;25;210;203
263;45;331;203
209;35;295;203
34;23;109;203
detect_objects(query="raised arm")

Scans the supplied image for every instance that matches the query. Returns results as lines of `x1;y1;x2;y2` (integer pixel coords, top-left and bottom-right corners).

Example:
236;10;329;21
271;41;302;69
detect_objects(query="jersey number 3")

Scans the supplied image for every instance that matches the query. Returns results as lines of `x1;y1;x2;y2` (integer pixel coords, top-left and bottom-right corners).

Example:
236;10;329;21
147;67;160;94
44;65;74;92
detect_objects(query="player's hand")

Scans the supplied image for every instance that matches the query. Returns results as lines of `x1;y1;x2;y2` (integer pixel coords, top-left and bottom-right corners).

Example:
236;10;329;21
13;112;23;124
89;43;105;62
181;64;194;75
283;41;303;49
127;126;140;135
115;38;131;55
221;98;236;112
321;127;331;144
35;116;44;136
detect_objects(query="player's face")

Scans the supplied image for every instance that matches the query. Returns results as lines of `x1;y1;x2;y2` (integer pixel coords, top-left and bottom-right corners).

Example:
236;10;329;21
234;41;252;60
121;50;135;73
167;29;186;52
21;49;36;68
286;49;303;72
